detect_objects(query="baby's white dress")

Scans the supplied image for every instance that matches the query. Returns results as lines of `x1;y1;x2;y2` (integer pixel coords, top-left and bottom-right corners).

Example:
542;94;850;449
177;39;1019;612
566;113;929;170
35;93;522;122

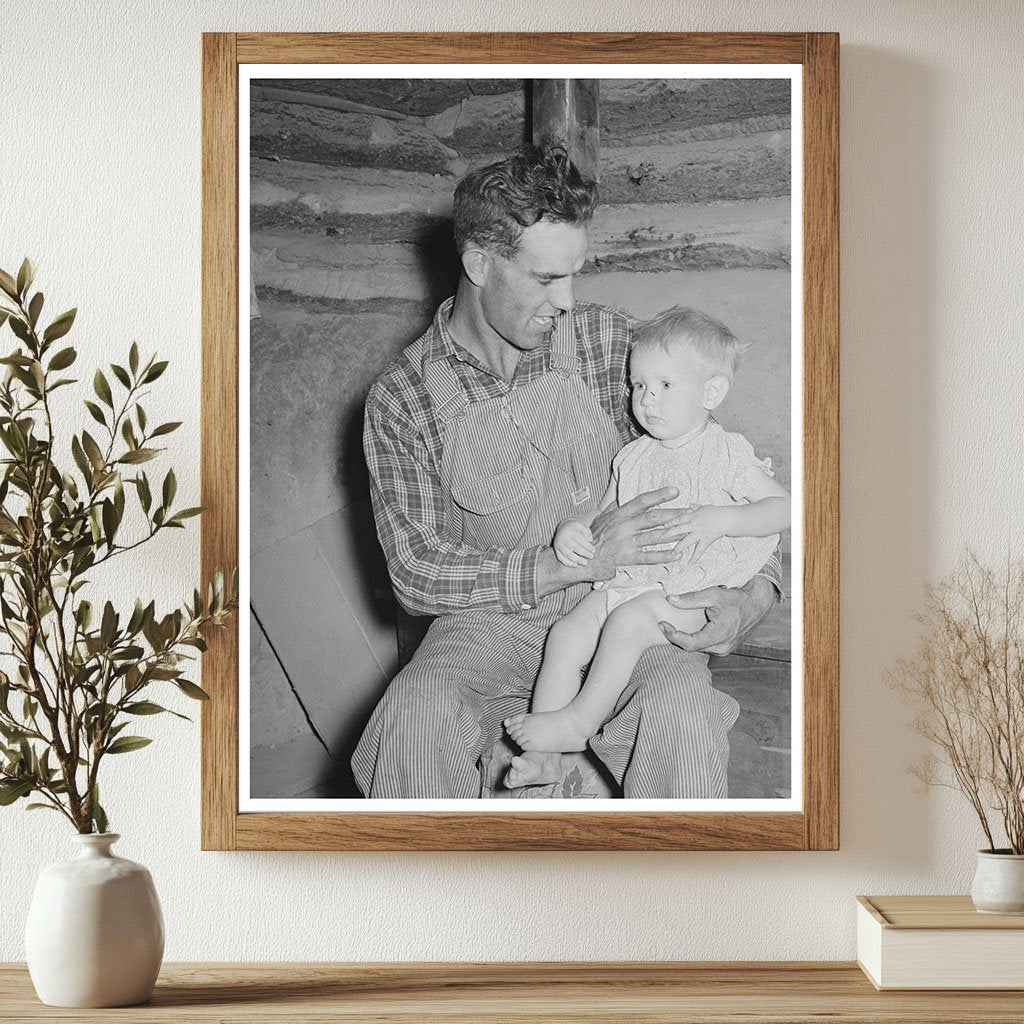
596;420;780;605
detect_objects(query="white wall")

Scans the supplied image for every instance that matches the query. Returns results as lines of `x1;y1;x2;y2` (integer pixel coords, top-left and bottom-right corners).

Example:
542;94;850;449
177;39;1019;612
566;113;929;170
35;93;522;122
2;0;1022;962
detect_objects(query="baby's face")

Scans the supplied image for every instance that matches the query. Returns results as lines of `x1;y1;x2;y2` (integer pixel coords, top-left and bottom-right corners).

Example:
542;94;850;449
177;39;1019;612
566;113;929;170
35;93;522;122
629;343;711;442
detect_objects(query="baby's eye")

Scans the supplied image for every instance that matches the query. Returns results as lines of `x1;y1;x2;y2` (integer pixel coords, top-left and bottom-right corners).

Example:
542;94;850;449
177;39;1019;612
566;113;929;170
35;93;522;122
631;382;643;390
661;380;673;389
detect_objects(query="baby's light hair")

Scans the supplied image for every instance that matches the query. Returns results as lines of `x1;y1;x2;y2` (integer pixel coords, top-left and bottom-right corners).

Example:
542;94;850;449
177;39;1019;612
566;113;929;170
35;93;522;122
631;306;747;382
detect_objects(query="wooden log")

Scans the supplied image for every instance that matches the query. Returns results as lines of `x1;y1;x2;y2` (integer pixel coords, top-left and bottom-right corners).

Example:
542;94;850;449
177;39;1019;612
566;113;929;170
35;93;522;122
255;77;521;116
252;232;458;304
599;77;791;145
599;131;791;204
590;198;790;255
616;113;791;149
252;84;413;121
425;89;527;158
532;79;600;180
251;99;462;174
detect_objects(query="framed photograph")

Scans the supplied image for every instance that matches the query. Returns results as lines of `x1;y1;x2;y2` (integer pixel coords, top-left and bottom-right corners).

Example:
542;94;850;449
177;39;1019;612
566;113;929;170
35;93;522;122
201;32;838;850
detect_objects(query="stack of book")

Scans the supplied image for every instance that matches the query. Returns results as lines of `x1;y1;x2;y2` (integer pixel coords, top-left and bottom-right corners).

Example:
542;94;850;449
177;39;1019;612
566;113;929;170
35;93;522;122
857;895;1024;990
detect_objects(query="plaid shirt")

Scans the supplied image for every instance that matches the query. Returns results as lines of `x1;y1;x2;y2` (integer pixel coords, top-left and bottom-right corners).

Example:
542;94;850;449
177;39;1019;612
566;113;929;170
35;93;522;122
364;299;782;616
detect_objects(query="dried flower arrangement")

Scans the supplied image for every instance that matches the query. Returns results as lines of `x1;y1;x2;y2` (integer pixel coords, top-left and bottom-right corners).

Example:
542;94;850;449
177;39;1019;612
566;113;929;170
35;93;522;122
894;552;1023;854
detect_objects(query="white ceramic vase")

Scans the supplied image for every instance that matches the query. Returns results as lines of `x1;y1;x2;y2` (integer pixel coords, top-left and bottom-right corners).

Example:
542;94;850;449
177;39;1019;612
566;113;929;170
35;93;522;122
970;849;1024;915
25;833;164;1007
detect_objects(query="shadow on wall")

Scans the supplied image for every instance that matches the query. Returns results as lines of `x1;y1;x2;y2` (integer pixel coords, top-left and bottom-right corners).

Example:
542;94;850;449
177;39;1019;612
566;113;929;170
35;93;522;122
836;47;936;870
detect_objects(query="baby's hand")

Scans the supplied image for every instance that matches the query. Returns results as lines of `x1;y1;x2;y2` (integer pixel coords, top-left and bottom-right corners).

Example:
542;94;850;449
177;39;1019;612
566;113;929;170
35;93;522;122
671;505;733;563
554;519;596;566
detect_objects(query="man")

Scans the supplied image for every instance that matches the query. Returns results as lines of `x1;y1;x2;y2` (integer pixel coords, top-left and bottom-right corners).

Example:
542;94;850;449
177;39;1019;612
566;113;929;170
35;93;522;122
351;146;780;799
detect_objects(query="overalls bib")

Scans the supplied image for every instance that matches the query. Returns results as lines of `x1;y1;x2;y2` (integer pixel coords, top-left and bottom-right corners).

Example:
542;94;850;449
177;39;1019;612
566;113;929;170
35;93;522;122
422;308;622;629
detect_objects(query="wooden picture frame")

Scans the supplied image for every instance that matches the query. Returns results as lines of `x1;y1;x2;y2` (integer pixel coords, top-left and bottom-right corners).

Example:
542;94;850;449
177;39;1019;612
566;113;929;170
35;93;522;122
201;32;838;851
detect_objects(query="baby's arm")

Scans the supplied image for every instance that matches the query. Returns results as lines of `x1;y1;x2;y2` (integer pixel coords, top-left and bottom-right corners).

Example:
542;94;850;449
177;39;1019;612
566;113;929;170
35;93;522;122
715;467;790;536
675;469;790;562
553;477;617;566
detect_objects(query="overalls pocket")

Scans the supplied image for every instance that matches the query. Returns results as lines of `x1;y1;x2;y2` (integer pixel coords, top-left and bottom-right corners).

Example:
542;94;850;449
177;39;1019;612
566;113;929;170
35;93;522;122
451;466;534;548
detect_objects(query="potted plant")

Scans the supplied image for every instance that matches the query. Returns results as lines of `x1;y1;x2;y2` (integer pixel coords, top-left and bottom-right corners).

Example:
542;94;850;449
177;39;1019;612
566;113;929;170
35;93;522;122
895;551;1024;914
0;260;237;1005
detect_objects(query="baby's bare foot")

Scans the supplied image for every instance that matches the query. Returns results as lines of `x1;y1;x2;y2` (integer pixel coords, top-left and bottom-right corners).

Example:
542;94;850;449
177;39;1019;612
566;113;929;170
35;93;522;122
504;705;595;753
504;751;563;789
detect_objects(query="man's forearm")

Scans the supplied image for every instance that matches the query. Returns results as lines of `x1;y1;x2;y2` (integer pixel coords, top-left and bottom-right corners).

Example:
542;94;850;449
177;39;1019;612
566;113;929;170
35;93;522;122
534;545;606;600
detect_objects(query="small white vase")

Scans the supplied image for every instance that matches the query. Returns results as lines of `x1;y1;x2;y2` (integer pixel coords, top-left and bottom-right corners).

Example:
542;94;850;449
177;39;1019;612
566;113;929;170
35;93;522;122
970;849;1024;915
25;833;164;1007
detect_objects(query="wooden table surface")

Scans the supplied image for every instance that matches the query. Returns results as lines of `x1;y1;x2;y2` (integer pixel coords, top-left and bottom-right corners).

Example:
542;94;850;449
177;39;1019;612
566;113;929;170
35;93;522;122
3;962;1024;1023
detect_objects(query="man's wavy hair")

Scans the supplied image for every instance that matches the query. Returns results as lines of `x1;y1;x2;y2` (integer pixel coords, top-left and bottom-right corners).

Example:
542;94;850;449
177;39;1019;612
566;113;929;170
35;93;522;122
453;145;597;259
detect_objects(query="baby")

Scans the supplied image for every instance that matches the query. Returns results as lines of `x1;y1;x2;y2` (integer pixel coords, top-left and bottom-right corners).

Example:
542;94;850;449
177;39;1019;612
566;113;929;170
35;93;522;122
504;306;790;789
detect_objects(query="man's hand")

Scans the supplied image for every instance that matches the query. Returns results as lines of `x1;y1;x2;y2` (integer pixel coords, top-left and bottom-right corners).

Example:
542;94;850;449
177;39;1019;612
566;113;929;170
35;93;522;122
554;519;595;567
587;487;691;581
658;576;776;656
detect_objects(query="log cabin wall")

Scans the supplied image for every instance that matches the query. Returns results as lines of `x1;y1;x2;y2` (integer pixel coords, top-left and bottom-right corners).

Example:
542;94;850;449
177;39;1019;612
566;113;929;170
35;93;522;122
248;77;791;799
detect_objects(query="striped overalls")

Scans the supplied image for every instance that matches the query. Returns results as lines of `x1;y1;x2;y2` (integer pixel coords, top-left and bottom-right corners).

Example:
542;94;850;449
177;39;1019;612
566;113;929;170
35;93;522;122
351;311;739;799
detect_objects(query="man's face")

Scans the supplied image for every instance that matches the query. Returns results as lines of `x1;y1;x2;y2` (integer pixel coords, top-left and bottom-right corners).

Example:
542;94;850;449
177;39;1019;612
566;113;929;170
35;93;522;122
477;219;590;352
630;343;711;442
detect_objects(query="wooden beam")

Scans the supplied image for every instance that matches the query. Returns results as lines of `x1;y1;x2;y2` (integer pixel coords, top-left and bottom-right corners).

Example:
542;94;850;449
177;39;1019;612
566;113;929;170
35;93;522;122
531;80;600;181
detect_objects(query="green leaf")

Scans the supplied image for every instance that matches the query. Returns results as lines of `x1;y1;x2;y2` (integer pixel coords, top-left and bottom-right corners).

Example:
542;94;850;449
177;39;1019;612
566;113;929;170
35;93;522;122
84;400;107;428
162;468;176;508
27;292;43;328
16;258;34;298
136;404;147;432
126;598;145;635
71;435;92;483
26;802;61;813
136;473;152;513
8;317;31;344
0;779;33;805
81;431;105;472
129;342;139;376
0;269;18;300
47;346;76;371
110;363;131;389
105;735;152;755
124;700;174;716
142;360;168;384
42;308;76;344
93;369;113;409
76;599;93;630
176;679;210;701
118;448;158;465
168;507;203;524
114;475;125;522
150;421;181;438
91;785;108;834
0;310;10;331
101;498;116;546
121;418;137;450
110;644;143;661
100;601;117;647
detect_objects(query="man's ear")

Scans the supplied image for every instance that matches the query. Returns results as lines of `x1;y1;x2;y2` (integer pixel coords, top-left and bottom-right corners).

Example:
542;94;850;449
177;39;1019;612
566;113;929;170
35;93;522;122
703;374;730;410
461;246;490;288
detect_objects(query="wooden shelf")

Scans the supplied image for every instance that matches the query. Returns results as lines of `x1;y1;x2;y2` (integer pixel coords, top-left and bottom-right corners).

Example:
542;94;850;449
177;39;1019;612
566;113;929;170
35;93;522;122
3;962;1024;1022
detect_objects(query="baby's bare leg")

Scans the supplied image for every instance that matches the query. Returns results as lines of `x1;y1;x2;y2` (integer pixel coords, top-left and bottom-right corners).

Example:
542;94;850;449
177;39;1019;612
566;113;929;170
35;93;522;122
507;590;706;753
504;592;608;788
